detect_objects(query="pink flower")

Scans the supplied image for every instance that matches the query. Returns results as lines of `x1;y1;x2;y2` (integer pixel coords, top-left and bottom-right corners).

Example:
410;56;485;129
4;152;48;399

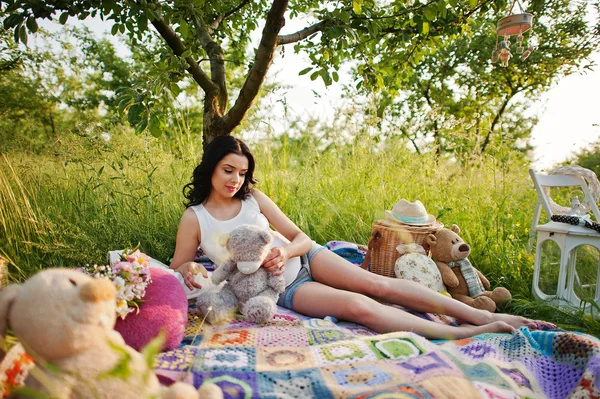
84;249;153;321
126;250;150;265
112;262;128;275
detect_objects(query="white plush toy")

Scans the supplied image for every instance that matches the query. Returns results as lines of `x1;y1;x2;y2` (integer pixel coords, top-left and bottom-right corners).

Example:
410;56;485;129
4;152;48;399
0;268;222;399
394;243;447;294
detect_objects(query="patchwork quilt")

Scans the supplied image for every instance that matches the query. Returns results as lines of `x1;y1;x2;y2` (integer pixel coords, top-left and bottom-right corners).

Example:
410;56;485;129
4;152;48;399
154;306;600;399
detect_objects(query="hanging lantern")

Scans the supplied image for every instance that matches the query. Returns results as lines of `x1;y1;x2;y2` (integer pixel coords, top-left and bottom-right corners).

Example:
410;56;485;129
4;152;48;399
491;0;535;67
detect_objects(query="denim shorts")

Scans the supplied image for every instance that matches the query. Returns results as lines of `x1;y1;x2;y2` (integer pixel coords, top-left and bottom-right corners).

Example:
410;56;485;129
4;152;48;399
277;242;325;310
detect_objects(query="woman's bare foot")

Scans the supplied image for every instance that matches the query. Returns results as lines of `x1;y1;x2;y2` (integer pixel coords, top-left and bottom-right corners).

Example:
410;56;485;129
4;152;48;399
473;308;536;330
492;313;537;330
453;321;515;339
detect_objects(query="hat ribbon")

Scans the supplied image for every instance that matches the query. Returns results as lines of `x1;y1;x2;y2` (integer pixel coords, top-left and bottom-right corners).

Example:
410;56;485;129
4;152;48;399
392;212;429;223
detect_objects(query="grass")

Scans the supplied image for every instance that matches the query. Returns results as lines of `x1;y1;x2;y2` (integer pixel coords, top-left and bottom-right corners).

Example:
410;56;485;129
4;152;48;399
1;129;599;336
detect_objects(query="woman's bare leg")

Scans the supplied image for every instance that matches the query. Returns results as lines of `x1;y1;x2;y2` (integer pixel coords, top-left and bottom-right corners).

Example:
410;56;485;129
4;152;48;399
309;249;535;329
292;281;515;339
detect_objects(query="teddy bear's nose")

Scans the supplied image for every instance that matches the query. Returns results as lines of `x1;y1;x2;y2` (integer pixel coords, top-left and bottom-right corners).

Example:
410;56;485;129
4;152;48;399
459;244;470;252
79;278;116;302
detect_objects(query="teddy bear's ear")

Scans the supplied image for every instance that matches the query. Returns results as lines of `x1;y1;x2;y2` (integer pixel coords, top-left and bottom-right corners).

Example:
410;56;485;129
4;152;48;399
0;285;20;339
218;233;231;247
426;234;437;247
451;224;461;234
260;231;274;245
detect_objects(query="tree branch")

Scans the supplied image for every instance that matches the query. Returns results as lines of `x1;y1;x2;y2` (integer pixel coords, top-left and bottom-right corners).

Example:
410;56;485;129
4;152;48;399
419;80;442;155
222;0;289;132
480;92;513;154
150;17;218;96
400;126;422;155
191;12;227;114
278;20;330;45
209;0;252;33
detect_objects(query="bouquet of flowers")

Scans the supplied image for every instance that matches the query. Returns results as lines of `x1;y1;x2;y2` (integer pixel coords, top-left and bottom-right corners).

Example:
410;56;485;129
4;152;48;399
83;247;152;319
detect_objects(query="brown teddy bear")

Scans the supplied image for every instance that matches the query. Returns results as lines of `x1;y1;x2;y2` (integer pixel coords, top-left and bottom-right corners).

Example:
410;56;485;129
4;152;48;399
0;268;222;399
426;225;511;313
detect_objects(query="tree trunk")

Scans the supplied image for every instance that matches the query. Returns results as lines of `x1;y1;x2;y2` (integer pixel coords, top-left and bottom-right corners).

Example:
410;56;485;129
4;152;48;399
152;0;291;150
47;110;61;145
203;97;226;147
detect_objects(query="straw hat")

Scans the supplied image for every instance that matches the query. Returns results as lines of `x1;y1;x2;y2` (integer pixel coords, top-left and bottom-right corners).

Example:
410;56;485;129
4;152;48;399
385;199;437;226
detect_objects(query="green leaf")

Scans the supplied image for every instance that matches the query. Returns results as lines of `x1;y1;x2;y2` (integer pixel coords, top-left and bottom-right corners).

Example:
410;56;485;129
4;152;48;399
115;87;132;95
59;12;69;24
149;111;165;137
298;67;312;76
332;71;339;82
170;83;181;97
424;7;436;21
18;25;27;45
310;71;320;81
99;341;132;380
127;103;145;125
138;14;148;31
26;17;38;33
323;71;332;86
5;2;20;13
179;21;189;37
469;0;477;8
111;24;119;35
141;331;165;369
375;74;384;89
3;14;22;29
353;0;362;14
134;115;148;134
440;5;448;18
422;21;429;35
146;8;159;21
118;97;132;114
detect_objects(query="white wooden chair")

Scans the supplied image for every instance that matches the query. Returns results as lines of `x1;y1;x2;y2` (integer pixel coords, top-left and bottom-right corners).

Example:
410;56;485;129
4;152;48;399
529;169;600;311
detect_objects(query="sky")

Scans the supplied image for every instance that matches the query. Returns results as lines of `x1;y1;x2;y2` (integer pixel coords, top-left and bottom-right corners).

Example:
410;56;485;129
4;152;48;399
40;16;600;171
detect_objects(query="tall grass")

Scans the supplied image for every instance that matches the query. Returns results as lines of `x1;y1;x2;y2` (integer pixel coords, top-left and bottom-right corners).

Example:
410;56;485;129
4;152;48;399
1;131;599;335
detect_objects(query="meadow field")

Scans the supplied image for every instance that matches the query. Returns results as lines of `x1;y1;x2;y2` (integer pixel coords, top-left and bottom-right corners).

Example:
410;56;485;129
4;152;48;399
1;129;599;336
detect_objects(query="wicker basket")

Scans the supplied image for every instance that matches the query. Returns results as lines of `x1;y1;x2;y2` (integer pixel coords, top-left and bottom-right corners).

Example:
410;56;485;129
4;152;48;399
368;219;441;278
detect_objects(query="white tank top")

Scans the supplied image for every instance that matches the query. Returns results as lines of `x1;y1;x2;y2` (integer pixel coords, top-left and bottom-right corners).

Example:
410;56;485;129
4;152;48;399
190;194;302;287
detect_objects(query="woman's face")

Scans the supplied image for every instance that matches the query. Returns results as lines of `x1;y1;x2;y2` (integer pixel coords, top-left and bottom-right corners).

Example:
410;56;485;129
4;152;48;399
211;153;249;199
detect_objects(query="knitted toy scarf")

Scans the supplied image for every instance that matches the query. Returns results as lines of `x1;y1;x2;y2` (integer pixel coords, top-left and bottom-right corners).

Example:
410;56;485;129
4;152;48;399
448;258;485;298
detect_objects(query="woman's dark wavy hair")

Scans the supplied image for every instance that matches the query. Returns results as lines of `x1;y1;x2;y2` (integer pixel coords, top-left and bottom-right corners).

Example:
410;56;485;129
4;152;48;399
183;136;257;207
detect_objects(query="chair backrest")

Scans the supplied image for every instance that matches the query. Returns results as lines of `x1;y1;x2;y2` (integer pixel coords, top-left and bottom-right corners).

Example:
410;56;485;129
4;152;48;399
529;168;600;222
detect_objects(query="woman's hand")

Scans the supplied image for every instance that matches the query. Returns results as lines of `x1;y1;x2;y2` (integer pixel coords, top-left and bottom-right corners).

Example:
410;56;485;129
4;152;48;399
174;261;208;290
262;247;289;276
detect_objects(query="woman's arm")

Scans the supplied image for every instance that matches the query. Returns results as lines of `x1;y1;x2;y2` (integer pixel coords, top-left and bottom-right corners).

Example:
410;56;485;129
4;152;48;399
252;189;312;274
169;208;207;289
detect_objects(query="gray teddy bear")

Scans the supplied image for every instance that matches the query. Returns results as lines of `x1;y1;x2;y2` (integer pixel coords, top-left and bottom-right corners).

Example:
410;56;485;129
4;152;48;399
196;224;286;324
